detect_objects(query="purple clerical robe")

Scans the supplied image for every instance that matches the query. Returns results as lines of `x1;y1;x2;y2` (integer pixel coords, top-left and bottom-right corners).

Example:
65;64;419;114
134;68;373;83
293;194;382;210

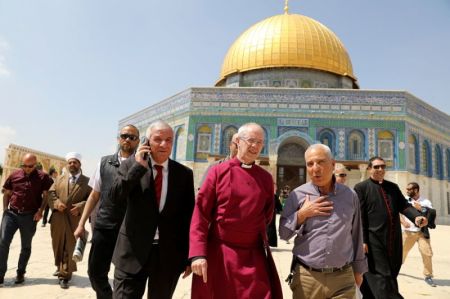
189;158;282;299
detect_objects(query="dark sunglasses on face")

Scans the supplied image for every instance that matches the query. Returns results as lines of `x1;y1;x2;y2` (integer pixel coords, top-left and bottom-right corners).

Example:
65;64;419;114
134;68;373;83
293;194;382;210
336;173;347;177
119;134;139;141
22;164;35;169
372;165;386;170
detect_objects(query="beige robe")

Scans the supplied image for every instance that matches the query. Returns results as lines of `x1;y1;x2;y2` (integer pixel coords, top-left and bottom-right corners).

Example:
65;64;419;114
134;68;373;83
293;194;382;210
49;173;91;279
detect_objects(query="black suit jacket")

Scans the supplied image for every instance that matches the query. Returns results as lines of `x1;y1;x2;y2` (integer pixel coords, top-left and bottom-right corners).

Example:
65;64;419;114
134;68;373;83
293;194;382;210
111;158;195;275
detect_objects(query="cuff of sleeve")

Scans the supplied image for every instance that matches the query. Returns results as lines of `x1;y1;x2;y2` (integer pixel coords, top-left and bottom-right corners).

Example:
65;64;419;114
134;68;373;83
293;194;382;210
352;259;368;274
191;256;206;262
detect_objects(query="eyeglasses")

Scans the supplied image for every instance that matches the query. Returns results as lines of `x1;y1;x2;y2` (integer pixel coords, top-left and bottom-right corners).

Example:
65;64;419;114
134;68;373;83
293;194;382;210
22;164;35;169
372;165;386;170
240;137;264;146
119;134;139;141
336;173;347;177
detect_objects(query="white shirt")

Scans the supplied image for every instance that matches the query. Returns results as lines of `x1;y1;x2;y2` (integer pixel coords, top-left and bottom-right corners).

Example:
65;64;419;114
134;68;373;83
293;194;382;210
402;196;433;232
88;152;128;192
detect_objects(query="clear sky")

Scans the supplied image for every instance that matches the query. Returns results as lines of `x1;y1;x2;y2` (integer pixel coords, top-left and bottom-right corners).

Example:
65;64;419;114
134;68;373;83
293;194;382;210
1;0;449;176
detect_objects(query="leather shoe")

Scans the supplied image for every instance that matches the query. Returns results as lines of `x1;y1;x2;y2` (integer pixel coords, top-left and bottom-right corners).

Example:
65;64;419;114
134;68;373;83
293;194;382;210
59;279;69;289
14;273;25;284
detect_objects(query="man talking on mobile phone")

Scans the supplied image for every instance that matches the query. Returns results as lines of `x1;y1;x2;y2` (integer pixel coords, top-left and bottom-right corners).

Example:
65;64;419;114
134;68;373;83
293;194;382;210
110;120;195;299
279;144;367;299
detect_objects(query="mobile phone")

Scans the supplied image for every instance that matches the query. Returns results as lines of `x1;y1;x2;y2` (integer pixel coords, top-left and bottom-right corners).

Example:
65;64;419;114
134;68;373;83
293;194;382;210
140;136;149;160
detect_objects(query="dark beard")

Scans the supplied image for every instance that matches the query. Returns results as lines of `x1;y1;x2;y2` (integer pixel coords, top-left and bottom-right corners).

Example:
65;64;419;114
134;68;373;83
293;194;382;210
120;144;135;155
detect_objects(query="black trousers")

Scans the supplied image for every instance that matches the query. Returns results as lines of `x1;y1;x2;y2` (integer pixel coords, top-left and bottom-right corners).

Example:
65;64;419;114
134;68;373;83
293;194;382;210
88;228;119;299
113;244;180;299
42;206;51;225
361;272;404;299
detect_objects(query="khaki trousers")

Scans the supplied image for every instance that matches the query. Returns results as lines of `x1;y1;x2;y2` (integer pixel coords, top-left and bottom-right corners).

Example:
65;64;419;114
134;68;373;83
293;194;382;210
402;230;433;277
290;264;356;299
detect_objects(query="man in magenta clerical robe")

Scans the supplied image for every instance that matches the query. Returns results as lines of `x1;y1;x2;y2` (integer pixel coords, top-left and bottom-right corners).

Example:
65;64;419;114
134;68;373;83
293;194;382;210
189;122;283;299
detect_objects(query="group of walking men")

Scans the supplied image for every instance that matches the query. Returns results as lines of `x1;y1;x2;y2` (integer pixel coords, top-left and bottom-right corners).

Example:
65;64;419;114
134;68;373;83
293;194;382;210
0;120;436;299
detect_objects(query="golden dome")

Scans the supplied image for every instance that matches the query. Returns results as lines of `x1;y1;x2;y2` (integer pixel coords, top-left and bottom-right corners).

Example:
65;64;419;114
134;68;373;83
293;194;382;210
217;13;356;85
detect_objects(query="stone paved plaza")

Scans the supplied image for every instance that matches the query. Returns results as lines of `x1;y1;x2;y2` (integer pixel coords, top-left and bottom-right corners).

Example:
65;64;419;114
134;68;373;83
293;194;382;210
0;214;449;298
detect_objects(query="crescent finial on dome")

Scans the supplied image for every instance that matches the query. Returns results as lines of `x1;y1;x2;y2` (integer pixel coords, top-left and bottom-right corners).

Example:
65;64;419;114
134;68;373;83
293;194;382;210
284;0;289;14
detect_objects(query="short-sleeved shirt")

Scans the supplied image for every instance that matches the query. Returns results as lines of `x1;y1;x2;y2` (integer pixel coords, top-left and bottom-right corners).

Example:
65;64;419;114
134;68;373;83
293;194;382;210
3;168;53;212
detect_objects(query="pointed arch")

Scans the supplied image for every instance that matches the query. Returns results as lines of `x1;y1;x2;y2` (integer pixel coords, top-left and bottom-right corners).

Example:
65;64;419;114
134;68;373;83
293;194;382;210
173;126;186;161
446;148;450;181
347;130;365;160
435;144;443;179
408;134;419;173
221;126;238;156
422;140;432;177
318;129;336;155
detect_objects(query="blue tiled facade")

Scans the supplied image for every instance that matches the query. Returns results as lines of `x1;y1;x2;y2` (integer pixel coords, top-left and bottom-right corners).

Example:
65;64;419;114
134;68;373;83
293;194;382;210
119;87;449;181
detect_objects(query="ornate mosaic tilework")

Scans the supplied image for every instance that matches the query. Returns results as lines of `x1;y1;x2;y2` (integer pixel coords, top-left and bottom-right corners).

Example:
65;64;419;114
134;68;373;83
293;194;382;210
338;129;345;159
118;89;191;128
368;128;375;157
214;124;221;154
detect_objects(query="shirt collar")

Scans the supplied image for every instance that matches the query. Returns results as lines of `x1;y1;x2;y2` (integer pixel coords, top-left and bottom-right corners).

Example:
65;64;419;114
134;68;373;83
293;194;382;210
118;151;129;163
311;176;337;196
70;172;81;180
150;157;169;170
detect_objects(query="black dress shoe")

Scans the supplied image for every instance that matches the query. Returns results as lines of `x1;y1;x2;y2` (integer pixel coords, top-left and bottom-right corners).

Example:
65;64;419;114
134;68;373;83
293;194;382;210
14;273;25;284
59;279;69;289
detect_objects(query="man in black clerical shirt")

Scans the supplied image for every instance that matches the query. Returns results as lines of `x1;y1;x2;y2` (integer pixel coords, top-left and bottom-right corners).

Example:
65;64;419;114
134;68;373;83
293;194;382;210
354;156;428;299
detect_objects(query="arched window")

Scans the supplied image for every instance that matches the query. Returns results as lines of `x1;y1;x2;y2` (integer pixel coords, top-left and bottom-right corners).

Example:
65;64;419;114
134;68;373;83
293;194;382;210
221;126;238;156
446;149;450;181
435;145;443;179
261;126;269;155
408;134;419;173
318;129;336;154
377;130;394;161
422;141;432;177
173;127;185;161
347;130;365;160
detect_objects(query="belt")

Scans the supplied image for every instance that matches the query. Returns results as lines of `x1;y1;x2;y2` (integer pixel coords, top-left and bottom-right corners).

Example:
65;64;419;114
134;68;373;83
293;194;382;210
296;258;352;273
9;207;36;215
152;239;159;245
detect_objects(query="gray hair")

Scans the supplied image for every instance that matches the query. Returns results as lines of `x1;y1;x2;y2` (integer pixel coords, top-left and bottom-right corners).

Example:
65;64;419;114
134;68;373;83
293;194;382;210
146;120;173;138
305;143;334;160
237;123;264;138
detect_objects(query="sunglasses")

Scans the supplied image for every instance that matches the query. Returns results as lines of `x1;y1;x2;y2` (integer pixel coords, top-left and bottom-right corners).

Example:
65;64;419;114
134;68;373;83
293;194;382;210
119;134;139;141
372;165;386;170
22;164;35;169
336;173;347;177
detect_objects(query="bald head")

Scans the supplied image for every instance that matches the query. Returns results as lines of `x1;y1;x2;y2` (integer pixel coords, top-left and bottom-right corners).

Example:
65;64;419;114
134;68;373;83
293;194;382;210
21;153;37;175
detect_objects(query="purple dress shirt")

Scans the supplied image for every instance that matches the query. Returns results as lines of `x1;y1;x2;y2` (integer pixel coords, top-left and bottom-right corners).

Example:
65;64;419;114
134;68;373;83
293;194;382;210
279;181;368;274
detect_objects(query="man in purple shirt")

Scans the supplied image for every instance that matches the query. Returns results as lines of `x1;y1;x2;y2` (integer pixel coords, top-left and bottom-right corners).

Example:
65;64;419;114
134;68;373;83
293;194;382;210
0;153;53;286
279;144;367;299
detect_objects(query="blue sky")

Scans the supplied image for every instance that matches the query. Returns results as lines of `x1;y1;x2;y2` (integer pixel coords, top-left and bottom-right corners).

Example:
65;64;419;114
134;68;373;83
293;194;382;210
1;0;449;176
